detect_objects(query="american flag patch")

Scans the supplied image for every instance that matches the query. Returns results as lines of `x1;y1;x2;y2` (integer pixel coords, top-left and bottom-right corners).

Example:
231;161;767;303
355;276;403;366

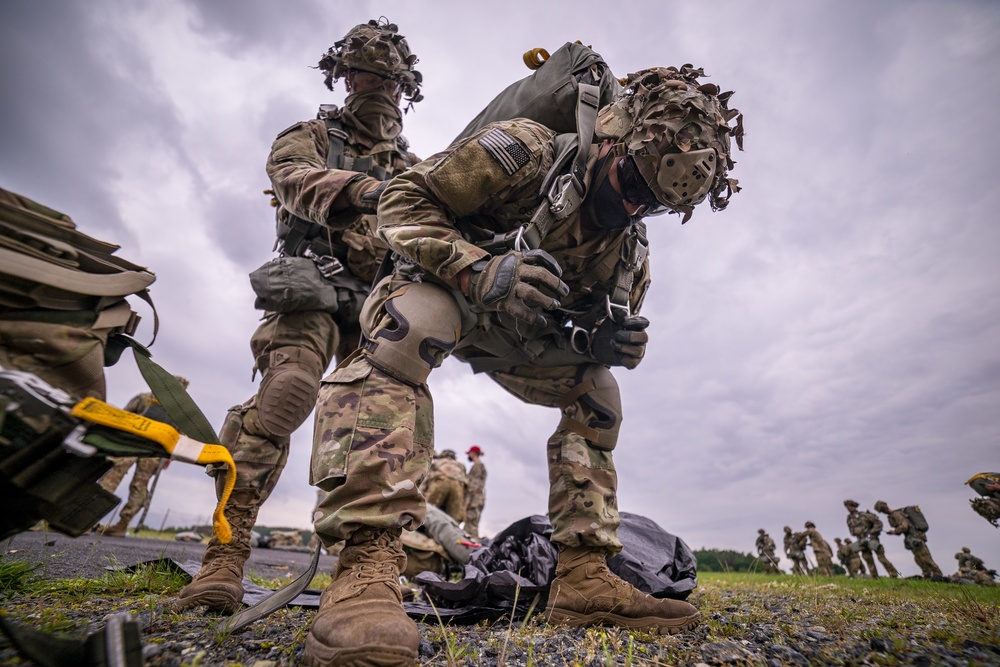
478;128;530;176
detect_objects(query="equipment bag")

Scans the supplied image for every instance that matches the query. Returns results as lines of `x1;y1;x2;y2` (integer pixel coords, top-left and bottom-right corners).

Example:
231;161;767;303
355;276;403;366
454;41;621;142
902;505;929;532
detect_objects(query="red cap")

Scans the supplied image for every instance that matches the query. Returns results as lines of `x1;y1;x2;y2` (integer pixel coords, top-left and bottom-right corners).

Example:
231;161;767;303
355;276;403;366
467;445;483;455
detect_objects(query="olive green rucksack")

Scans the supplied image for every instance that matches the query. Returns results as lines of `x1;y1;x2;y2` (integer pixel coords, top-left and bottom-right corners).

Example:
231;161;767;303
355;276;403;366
902;505;929;532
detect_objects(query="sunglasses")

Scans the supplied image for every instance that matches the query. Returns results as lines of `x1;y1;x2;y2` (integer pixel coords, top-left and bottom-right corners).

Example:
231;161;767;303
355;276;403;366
617;155;669;217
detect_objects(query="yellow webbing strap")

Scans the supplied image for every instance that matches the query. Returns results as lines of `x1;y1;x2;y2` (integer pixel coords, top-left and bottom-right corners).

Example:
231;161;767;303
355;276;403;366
522;47;550;70
69;397;236;543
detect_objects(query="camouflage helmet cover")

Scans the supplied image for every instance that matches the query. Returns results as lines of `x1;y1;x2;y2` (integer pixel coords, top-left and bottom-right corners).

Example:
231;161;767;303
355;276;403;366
804;521;815;528
783;525;791;532
873;500;890;513
439;449;456;459
318;18;423;104
595;65;744;222
757;528;765;534
844;499;859;508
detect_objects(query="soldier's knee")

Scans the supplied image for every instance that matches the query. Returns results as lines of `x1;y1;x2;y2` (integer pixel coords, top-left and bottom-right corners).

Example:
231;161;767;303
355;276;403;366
556;365;622;451
360;282;462;386
255;346;325;437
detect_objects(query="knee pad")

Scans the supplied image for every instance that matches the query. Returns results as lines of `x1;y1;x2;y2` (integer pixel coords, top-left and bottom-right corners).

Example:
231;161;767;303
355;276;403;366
361;282;462;386
256;346;325;437
556;365;623;450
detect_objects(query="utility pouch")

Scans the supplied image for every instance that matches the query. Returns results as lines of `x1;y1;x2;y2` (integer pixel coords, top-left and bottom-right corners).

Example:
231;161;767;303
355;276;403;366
249;256;341;314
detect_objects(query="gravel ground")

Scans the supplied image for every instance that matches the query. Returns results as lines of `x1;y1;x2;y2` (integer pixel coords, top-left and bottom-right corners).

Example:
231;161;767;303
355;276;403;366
2;532;999;666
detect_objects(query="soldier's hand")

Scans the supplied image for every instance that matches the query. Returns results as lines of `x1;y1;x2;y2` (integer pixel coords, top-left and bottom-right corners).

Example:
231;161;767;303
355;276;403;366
467;249;569;327
591;315;650;369
344;175;387;215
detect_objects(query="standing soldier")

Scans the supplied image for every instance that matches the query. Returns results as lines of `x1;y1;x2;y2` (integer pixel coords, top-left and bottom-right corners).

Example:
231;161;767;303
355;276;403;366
803;521;834;577
755;529;782;574
463;445;487;539
874;500;942;579
783;526;811;575
175;18;423;614
304;64;743;664
844;499;899;578
419;449;468;523
95;378;188;537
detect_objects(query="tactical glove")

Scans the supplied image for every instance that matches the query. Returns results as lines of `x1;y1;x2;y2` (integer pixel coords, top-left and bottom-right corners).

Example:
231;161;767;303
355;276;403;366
344;176;388;215
467;249;569;327
590;315;650;369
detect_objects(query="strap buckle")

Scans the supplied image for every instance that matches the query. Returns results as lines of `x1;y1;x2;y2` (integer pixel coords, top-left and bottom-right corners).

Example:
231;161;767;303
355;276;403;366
304;247;344;278
605;294;631;322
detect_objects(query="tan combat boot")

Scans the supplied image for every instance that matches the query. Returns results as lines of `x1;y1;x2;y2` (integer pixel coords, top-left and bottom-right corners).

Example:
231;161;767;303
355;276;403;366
174;488;260;613
304;527;419;667
96;518;128;538
544;545;700;635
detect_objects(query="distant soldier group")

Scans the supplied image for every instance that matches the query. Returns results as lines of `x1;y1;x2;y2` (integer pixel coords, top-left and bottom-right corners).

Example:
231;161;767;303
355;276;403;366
419;445;488;540
754;497;995;585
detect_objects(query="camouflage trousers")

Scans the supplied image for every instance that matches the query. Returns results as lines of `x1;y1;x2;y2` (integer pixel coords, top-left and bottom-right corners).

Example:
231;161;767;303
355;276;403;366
98;456;160;525
215;309;355;500
846;554;865;577
463;496;484;539
311;278;624;553
788;553;810;575
758;551;781;574
904;537;942;578
422;477;465;523
853;536;899;577
813;550;835;577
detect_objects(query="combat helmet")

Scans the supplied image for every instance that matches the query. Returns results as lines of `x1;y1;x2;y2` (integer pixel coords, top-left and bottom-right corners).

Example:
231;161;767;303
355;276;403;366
843;499;859;508
804;521;815;528
594;65;744;223
757;528;765;534
873;500;890;513
439;449;456;459
318;18;423;105
783;525;791;533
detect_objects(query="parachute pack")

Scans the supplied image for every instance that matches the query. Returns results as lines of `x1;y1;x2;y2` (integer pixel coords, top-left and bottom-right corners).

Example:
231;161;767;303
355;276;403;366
902;505;929;532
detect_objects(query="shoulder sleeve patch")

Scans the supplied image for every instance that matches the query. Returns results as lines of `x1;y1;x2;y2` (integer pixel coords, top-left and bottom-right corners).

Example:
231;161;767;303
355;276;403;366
478;128;531;176
425;122;544;218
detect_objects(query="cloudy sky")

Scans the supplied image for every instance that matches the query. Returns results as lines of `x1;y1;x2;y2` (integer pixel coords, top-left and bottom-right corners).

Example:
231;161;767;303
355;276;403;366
3;0;998;576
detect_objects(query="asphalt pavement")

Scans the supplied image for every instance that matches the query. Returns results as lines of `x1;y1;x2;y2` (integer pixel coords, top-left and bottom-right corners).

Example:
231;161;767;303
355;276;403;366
2;529;337;584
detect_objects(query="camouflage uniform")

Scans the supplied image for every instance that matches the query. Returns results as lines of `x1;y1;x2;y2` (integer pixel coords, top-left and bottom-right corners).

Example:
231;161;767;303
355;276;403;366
221;105;417;505
463;452;487;539
177;20;423;617
879;504;942;578
419;450;468;522
836;538;866;578
966;472;1000;527
845;501;899;578
783;527;811;575
954;548;996;586
306;64;742;658
755;529;781;574
96;392;164;533
804;522;834;577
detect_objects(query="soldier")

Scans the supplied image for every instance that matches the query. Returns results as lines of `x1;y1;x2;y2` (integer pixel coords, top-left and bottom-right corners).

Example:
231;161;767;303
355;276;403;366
463;445;487;538
966;472;1000;528
844;499;899;578
755;528;782;574
305;64;743;664
94;377;189;537
803;521;834;577
873;500;942;579
419;449;468;523
783;526;811;575
175;19;423;614
954;547;997;586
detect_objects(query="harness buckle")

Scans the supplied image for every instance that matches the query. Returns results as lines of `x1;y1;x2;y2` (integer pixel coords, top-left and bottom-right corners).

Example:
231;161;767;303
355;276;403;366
303;247;345;278
605;295;631;322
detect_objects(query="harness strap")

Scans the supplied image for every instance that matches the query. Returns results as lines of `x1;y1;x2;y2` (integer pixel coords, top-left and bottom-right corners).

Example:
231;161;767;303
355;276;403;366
220;546;323;633
557;413;617;449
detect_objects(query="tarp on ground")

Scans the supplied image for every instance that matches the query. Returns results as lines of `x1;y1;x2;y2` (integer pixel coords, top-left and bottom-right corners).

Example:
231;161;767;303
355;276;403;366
403;511;697;623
